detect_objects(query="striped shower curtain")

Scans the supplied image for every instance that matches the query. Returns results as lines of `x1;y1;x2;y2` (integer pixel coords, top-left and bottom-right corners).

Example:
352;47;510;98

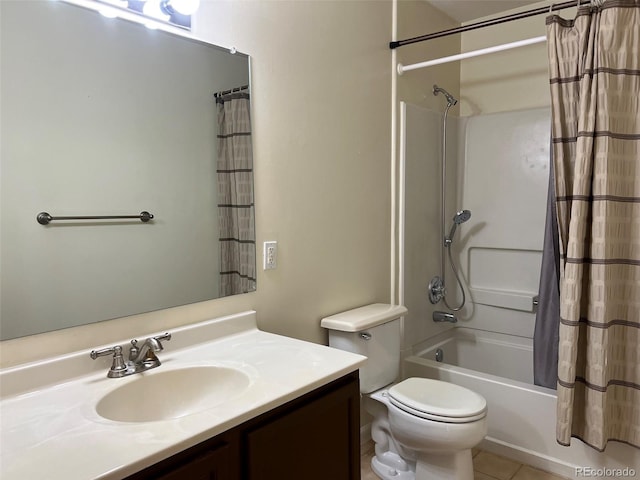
216;90;256;296
546;0;640;451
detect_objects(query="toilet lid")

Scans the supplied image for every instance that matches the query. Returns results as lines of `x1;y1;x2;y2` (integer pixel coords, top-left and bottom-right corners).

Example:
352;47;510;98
388;378;487;422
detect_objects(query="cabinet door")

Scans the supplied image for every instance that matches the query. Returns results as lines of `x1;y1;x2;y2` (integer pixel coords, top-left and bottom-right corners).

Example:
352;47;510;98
155;443;232;480
244;376;360;480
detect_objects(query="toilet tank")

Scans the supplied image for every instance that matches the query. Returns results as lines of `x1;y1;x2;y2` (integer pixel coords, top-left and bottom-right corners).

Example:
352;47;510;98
321;304;408;393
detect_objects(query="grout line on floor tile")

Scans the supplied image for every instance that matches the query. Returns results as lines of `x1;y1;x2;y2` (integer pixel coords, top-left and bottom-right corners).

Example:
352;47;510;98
475;470;507;480
509;464;525;479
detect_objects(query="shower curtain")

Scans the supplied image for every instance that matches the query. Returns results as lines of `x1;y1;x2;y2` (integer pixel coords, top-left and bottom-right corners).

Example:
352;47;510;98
534;155;560;390
216;90;256;296
546;0;640;451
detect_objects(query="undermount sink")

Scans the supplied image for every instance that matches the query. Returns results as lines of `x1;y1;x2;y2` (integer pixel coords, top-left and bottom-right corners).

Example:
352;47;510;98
95;366;251;423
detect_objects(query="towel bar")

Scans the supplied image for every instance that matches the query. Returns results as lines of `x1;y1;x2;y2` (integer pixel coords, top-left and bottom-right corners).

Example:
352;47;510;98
37;211;154;225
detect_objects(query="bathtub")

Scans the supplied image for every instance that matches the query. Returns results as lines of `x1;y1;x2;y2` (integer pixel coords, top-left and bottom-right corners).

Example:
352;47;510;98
404;327;639;479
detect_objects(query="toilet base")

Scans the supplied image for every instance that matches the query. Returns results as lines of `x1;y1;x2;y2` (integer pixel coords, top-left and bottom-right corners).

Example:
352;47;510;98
415;449;474;480
371;452;415;480
370;449;473;480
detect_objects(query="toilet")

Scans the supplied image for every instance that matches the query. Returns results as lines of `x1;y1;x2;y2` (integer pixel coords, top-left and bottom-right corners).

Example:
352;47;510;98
321;303;487;480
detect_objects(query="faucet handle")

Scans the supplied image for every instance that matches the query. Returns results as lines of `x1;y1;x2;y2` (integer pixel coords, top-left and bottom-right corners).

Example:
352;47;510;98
90;345;122;360
90;345;129;378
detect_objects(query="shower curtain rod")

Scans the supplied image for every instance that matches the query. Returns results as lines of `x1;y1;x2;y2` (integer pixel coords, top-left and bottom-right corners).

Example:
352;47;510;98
213;84;249;98
397;35;546;73
389;0;577;49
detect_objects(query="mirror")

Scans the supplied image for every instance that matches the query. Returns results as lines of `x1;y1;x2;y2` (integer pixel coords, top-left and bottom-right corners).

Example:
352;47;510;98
0;1;255;340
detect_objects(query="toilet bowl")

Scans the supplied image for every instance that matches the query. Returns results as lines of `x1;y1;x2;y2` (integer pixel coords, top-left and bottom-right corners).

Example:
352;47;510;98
321;304;488;480
369;378;487;480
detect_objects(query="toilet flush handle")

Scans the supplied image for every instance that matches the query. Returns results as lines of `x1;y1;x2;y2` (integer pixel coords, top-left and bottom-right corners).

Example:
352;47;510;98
360;332;372;341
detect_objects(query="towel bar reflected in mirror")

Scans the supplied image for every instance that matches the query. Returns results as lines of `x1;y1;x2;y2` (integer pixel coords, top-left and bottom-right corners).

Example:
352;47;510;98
36;211;154;225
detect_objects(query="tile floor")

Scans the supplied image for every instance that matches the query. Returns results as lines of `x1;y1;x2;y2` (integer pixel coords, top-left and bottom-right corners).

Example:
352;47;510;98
360;442;569;480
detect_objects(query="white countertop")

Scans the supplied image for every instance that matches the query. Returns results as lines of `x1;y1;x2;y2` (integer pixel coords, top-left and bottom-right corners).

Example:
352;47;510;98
0;311;366;479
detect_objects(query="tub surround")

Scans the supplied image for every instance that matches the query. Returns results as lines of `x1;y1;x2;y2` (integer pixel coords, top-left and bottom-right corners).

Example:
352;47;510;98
0;311;366;479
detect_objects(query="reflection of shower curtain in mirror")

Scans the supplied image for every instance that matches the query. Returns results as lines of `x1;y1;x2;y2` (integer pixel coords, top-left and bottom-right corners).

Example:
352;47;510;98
216;91;256;295
546;1;640;451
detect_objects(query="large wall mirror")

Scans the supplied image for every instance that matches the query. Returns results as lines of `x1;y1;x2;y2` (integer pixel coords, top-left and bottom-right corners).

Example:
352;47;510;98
0;1;256;340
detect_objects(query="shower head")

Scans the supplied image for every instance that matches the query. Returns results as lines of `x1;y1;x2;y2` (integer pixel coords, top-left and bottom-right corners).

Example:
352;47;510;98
453;209;471;224
433;84;458;106
446;209;471;245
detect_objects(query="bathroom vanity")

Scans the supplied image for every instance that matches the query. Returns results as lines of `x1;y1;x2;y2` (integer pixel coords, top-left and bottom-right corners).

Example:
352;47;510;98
126;372;359;480
0;312;365;479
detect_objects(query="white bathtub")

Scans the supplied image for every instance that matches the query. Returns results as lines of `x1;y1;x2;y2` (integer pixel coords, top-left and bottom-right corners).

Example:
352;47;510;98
404;327;639;479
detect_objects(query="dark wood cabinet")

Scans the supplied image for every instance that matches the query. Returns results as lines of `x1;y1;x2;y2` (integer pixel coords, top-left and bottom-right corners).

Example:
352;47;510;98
124;371;360;480
245;372;360;480
155;443;234;480
126;435;240;480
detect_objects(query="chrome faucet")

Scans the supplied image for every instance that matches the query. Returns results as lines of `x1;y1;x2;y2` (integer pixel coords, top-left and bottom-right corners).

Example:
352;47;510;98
129;333;170;366
433;311;457;323
90;333;171;378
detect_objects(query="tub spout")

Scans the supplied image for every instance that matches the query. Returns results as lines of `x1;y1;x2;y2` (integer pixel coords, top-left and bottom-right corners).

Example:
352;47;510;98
433;311;457;323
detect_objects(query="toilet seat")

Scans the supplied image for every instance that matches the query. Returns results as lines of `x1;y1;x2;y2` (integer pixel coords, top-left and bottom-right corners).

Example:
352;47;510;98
387;378;487;424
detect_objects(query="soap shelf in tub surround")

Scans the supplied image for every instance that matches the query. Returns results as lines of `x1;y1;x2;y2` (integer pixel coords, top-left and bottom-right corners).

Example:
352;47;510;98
0;311;366;480
469;287;538;312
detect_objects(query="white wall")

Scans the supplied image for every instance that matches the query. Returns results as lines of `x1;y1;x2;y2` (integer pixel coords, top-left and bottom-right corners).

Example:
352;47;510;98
397;0;461;112
459;1;577;116
456;107;550;337
0;0;393;366
195;0;394;343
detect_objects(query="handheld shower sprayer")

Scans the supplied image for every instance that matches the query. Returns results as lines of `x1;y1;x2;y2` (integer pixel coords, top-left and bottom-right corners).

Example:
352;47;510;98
445;210;472;246
429;208;472;311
